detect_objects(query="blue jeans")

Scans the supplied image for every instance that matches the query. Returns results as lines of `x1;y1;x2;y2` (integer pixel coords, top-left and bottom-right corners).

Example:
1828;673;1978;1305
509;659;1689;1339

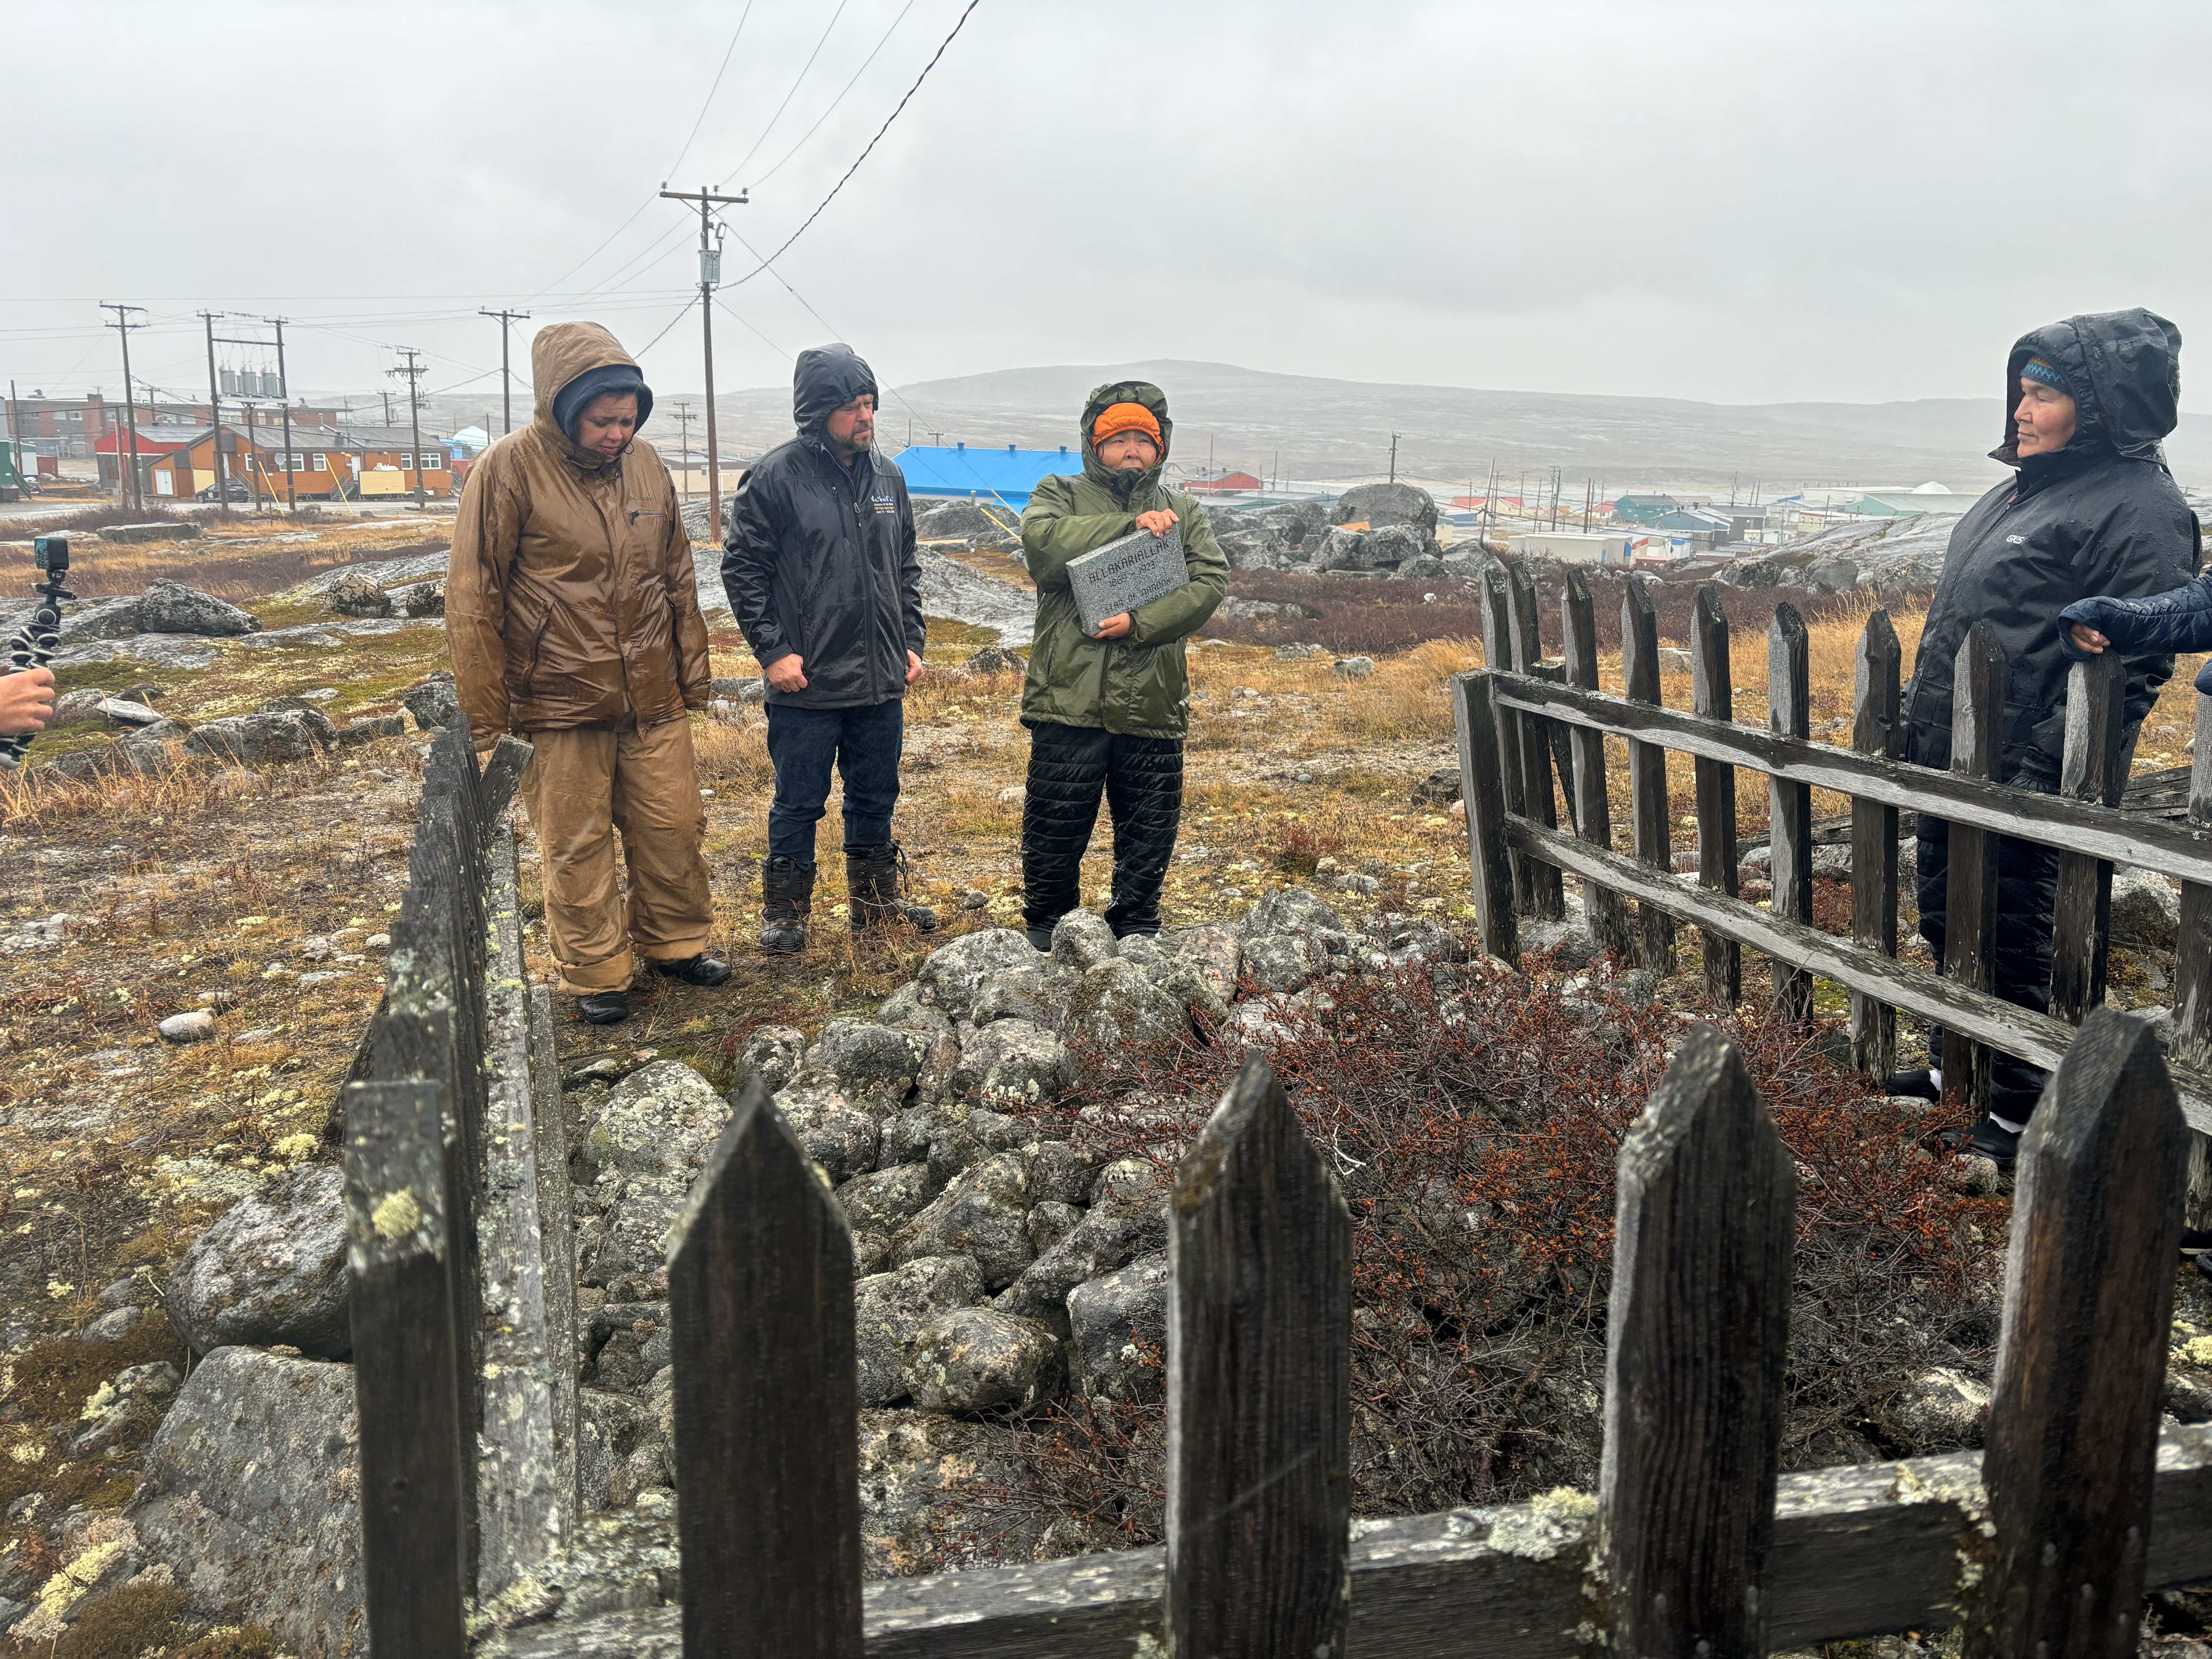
765;699;904;865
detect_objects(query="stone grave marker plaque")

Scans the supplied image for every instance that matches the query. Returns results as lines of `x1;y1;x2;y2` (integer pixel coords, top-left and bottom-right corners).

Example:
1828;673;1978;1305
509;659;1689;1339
1066;522;1188;634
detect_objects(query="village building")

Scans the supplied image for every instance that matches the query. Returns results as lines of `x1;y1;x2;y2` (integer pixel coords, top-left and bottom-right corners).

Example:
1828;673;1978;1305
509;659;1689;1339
893;441;1081;509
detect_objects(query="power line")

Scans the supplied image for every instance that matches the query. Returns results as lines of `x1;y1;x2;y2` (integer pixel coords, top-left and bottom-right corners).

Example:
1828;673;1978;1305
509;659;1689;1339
665;0;760;183
537;0;763;299
725;0;981;289
715;0;855;188
748;0;923;189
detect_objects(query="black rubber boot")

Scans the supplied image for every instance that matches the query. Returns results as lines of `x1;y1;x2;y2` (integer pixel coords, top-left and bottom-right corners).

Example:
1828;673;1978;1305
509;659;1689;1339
577;990;630;1025
651;953;732;987
846;842;939;934
760;858;815;955
1885;1069;1941;1101
1935;1115;2023;1165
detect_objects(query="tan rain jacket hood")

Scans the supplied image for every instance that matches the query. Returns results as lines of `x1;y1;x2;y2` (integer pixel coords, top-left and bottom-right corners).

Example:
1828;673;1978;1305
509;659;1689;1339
447;321;710;742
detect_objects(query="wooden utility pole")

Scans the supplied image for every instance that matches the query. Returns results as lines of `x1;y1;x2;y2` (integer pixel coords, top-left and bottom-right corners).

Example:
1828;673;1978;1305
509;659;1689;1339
1387;432;1399;485
674;401;694;501
244;402;263;509
389;349;428;510
269;316;295;511
199;312;230;512
101;302;147;511
659;184;749;543
480;307;530;434
7;379;26;497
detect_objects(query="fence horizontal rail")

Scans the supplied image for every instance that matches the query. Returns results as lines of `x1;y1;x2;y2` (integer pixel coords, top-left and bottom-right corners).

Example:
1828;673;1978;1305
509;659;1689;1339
1501;814;2212;1132
484;1422;2212;1659
1487;671;2212;888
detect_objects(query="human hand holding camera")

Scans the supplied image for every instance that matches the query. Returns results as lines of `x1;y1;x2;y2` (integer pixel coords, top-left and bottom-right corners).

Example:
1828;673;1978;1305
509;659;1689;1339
0;667;56;737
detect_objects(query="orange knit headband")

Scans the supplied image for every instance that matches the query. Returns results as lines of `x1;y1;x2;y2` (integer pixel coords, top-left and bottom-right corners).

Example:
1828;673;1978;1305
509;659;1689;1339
1091;403;1161;447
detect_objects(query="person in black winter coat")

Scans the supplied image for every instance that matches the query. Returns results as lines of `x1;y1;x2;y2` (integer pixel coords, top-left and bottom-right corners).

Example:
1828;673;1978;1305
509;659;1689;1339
1898;308;2197;1162
722;344;938;952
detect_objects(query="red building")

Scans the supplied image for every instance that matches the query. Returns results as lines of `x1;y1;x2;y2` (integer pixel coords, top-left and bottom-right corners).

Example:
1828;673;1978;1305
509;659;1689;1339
1187;470;1262;495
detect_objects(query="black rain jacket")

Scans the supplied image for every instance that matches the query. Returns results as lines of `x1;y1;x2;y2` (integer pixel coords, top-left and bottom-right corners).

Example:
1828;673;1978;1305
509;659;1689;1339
721;344;924;709
1903;308;2198;785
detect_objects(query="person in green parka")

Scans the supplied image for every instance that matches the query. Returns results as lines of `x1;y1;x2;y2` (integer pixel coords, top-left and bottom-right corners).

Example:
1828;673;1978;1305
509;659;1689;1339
1017;381;1228;948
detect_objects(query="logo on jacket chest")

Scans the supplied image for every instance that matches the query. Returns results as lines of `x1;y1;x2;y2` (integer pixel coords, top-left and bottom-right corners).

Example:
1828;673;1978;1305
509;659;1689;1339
871;491;897;515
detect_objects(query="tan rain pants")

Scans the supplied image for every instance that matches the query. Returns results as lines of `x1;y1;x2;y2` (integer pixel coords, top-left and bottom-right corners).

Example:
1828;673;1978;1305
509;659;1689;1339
519;715;714;993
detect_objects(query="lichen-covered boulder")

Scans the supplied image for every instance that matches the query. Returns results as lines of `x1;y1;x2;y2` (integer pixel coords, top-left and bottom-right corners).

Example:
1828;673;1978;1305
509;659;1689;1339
771;1082;881;1182
797;1019;927;1115
1067;1250;1170;1402
327;572;393;618
893;1152;1034;1290
1172;925;1240;1000
994;1199;1168;1336
1065;958;1187;1053
854;1254;988;1406
132;1349;360;1657
583;1060;730;1180
917;929;1039;1022
1027;1139;1097;1207
139;578;260;636
1027;1201;1082;1255
167;1165;350;1358
2111;867;2182;950
1241;885;1343;939
968;960;1080;1030
1049;910;1118;971
182;710;327;764
950;1018;1073;1110
1239;931;1328;994
728;1024;806;1098
582;1172;687;1298
907;1308;1064;1413
836;1163;944;1237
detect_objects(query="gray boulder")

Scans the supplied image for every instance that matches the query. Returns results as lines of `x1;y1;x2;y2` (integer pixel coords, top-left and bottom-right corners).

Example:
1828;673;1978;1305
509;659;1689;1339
877;979;954;1036
729;1024;807;1098
2110;867;2182;950
256;697;341;745
182;710;328;764
335;714;405;747
584;1302;670;1393
392;579;446;618
854;1254;988;1406
995;1199;1168;1337
139;578;260;636
1067;1250;1171;1402
799;1019;927;1115
47;687;108;728
1051;909;1119;971
917;928;1042;1022
132;1349;361;1658
837;1164;945;1237
1239;931;1328;994
168;1165;350;1357
582;1172;688;1298
1886;1365;1991;1449
73;1360;181;1454
1333;655;1377;679
1171;925;1240;1001
328;572;393;618
1027;1139;1097;1207
950;1017;1074;1109
582;1060;731;1179
893;1152;1034;1290
1242;885;1343;939
1336;481;1439;536
403;672;462;730
579;1388;663;1512
1065;958;1188;1053
1028;1200;1082;1255
907;1308;1064;1413
968;960;1080;1030
772;1082;881;1182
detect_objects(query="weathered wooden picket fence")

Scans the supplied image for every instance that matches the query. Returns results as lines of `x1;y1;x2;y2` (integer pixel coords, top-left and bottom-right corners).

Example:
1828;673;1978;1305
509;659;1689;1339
343;713;2212;1659
1455;561;2212;1136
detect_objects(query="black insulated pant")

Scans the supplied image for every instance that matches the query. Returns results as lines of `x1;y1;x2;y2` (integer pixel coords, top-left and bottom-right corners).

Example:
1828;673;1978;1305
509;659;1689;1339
1915;814;2063;1124
1022;721;1183;937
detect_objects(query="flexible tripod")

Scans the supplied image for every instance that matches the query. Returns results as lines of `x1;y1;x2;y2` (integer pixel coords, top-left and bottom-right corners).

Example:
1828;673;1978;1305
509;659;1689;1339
0;535;72;769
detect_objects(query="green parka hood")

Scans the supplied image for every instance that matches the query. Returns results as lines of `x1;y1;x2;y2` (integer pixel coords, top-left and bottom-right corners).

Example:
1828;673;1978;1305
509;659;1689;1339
1079;380;1174;500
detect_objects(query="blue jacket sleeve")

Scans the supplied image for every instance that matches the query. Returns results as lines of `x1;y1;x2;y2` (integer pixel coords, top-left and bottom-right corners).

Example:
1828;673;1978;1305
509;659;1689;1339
2061;570;2212;659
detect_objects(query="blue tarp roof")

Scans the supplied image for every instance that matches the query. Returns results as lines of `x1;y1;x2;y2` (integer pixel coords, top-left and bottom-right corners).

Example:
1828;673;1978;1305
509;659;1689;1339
893;443;1082;507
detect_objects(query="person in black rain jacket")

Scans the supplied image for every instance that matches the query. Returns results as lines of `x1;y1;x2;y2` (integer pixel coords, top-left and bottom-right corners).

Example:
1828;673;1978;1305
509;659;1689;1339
722;344;936;952
1899;308;2197;1161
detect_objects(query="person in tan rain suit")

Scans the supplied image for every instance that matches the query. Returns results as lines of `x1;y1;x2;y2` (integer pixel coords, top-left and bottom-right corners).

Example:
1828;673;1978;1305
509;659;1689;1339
447;321;729;1025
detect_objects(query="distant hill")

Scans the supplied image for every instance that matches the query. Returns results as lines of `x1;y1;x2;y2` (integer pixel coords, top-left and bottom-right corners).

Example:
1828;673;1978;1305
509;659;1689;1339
430;360;2212;491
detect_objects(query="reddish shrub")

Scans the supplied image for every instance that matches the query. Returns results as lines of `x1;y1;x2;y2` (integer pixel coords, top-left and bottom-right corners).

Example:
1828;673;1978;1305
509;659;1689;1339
979;954;1999;1538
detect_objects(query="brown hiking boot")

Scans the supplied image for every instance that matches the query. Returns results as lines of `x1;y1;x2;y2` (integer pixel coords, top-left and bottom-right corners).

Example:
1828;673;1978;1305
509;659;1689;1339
760;857;815;955
845;841;939;934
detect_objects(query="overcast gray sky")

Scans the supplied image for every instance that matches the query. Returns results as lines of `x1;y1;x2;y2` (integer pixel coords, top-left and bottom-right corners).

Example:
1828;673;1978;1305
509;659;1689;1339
7;0;2212;417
